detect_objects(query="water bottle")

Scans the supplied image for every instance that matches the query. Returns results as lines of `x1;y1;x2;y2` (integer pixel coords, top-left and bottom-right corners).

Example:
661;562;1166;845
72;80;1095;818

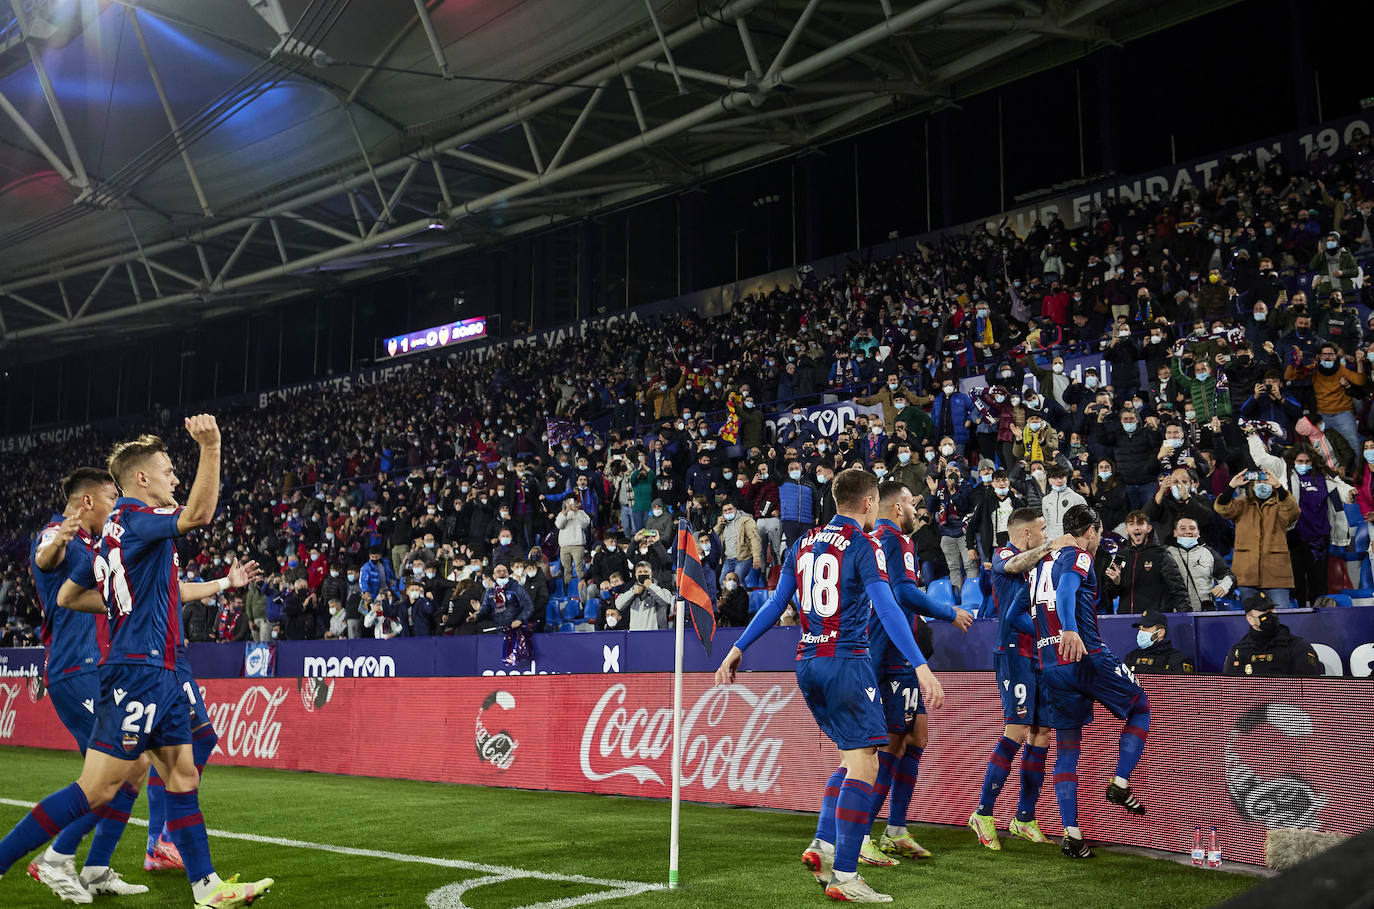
1190;827;1205;866
1207;827;1222;867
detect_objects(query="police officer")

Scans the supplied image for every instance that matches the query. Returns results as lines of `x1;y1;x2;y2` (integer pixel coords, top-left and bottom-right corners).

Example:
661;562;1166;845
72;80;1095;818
1223;592;1321;677
1123;610;1194;673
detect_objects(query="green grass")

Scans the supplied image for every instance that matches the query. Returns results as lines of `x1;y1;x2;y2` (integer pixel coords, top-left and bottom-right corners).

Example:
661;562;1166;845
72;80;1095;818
0;746;1257;908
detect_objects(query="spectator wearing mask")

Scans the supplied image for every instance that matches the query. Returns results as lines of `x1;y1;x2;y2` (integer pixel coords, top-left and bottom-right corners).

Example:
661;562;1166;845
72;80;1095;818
1165;516;1235;612
244;579;270;642
1145;468;1216;546
1240;371;1304;438
1039;464;1086;539
779;461;818;548
363;591;404;639
1316;292;1362;357
1214;468;1299;608
584;532;632;601
856;373;922;433
629;528;672;584
555;495;591;589
1111;405;1162;511
1309;232;1358;300
281;579;320;640
476;563;533;630
714;501;763;587
1012;409;1058;465
1285;445;1355;609
516;560;550;631
182;594;217;645
405;580;435;637
1171;350;1231;423
1123;611;1194;673
615;561;673;630
814;465;837;526
1102;511;1188;614
1224;593;1320;677
965;470;1025;568
929;466;974;599
930;379;974;454
695;531;722;603
1286;345;1365;454
323;598;347;639
645;498;675;541
717;571;750;627
319;562;348;612
359;547;398;600
1089;458;1129;534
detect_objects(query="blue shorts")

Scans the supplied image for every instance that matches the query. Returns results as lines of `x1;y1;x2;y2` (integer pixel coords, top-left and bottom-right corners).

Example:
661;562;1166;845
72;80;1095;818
174;659;211;731
796;657;887;751
1039;651;1148;730
88;665;193;760
877;665;924;734
47;673;99;753
994;651;1040;726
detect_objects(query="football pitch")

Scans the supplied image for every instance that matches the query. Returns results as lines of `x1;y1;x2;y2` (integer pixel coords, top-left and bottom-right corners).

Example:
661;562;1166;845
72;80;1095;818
0;746;1256;908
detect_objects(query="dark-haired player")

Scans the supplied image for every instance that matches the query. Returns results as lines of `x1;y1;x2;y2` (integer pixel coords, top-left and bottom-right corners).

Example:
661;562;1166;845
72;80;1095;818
1025;504;1151;859
715;468;945;903
0;417;274;908
968;508;1072;850
860;480;973;864
24;467;148;902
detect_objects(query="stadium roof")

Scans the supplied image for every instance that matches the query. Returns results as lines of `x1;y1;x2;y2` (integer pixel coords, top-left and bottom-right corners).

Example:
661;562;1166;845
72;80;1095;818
0;0;1236;353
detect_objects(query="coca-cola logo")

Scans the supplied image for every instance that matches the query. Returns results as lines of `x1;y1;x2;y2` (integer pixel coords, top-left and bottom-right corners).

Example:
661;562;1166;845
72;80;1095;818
204;686;288;760
579;683;793;793
0;683;18;740
475;691;518;770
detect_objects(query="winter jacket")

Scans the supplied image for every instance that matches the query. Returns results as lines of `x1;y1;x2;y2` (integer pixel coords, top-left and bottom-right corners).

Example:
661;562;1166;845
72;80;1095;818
1101;540;1189;613
1124;638;1194;674
1164;542;1235;611
1213;486;1301;588
714;513;764;567
476;582;534;627
1039;485;1086;539
964;490;1027;560
779;481;817;525
1170;358;1231;422
931;392;974;446
1109;423;1162;486
1224;622;1321;676
615;581;673;630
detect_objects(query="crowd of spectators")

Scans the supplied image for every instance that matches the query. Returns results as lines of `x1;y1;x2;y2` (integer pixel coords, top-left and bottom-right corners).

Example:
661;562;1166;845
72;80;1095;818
0;130;1371;677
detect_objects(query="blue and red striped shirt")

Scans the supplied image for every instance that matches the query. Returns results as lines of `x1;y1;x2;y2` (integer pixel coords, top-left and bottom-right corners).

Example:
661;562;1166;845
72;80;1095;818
30;515;101;684
1028;546;1103;669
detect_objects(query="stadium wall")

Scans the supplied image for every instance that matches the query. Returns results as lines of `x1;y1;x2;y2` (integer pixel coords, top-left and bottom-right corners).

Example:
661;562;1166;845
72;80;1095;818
1;672;1367;865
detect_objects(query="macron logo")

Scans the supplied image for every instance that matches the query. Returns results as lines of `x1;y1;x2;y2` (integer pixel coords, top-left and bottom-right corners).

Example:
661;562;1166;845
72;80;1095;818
82;699;94;714
113;688;127;704
865;687;876;701
889;681;900;693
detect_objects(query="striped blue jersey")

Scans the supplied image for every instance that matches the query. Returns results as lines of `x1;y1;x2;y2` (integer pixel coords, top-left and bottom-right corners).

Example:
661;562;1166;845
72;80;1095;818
867;519;923;671
989;545;1035;657
30;515;102;684
1027;546;1104;669
783;515;889;661
71;497;185;671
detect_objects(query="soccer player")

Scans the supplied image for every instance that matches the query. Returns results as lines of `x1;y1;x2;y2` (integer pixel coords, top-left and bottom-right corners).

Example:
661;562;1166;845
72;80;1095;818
0;416;274;907
861;480;973;864
1025;504;1150;859
968;508;1073;850
25;467;149;902
715;468;945;904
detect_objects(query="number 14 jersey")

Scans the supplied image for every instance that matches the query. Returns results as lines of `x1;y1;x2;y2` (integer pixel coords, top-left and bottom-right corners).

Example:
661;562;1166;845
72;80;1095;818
1027;546;1106;669
785;515;889;661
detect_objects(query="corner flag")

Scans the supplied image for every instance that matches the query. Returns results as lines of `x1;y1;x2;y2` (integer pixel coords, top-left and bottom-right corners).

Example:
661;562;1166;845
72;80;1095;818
674;519;716;657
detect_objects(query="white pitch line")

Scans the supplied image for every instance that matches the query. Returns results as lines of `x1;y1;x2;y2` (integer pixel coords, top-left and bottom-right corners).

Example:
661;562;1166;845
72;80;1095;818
0;796;666;904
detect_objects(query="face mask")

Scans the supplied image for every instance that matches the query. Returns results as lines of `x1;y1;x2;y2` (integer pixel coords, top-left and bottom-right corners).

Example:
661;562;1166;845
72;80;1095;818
1052;363;1064;374
817;443;827;453
1027;422;1044;433
817;474;831;484
1184;411;1196;422
941;444;955;456
722;471;733;480
724;580;738;591
1150;335;1163;345
873;467;888;480
288;560;299;568
1295;463;1312;475
408;590;421;601
495;576;510;587
1136;630;1156;649
1031;468;1046;480
329;607;339;616
271;630;279;640
994;486;1009;498
329;570;339;578
1327;241;1339;251
1364;450;1374;464
1098;470;1112;480
943;385;955;395
652;507;665;517
1257;612;1278;633
724;512;737;522
347;573;357;583
925;451;937;461
1085;376;1098;389
1118;330;1130;338
1194;371;1209;382
1253;483;1273;499
994;394;1006;403
790;468;804;480
1165;437;1183;449
1177;536;1199;550
1320;359;1336;369
1000;370;1013;379
888;382;899;391
736;478;746;488
894;401;906;410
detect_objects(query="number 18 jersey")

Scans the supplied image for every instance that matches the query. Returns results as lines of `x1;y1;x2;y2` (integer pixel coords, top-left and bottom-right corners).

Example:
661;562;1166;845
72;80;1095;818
1027;546;1105;669
787;515;889;661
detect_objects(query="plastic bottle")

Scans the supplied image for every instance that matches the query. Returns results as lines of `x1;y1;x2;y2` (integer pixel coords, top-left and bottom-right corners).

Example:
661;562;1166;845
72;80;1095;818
1207;827;1222;867
1191;827;1205;866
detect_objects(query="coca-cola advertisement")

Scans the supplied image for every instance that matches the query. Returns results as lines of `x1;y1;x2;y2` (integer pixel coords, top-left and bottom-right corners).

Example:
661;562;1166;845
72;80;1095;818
3;673;1369;865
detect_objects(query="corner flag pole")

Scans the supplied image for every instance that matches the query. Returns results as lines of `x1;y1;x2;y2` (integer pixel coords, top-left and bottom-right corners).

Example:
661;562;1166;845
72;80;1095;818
669;584;685;889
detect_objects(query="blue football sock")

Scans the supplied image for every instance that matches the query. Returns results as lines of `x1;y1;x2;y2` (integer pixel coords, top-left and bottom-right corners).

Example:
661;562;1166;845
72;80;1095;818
0;783;90;874
1053;728;1083;831
146;769;166;853
1115;699;1150;782
814;767;846;845
867;752;896;828
833;778;876;876
976;735;1021;815
85;784;137;869
887;748;921;828
192;725;218;774
50;811;100;858
164;789;214;883
1016;744;1049;822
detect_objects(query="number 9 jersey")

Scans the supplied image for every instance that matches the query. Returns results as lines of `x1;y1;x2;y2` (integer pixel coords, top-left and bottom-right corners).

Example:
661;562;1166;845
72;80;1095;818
71;497;186;671
786;516;890;661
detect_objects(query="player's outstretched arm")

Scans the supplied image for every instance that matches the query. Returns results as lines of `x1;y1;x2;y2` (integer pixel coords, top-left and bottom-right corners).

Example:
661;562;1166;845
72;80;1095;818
717;546;800;685
1002;534;1075;574
33;511;84;572
55;579;105;614
180;558;263;602
1003;593;1036;637
178;414;222;534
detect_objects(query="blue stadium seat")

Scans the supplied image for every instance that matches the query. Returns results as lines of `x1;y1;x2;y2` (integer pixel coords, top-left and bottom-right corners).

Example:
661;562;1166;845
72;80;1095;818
583;598;601;622
561;599;583;622
552;576;567;598
927;577;954;606
748;589;767;614
1345;589;1374;608
557;621;576;633
544;600;561;627
959;577;982;612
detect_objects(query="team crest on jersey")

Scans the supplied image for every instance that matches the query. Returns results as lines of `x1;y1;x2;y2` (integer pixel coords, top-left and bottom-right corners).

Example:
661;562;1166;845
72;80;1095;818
1016;705;1027;718
121;732;138;751
1143;561;1153;570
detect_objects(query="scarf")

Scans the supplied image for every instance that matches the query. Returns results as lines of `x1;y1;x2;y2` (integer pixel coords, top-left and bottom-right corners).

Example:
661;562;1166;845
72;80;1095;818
936;485;961;526
1022;425;1046;463
979;314;994;346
